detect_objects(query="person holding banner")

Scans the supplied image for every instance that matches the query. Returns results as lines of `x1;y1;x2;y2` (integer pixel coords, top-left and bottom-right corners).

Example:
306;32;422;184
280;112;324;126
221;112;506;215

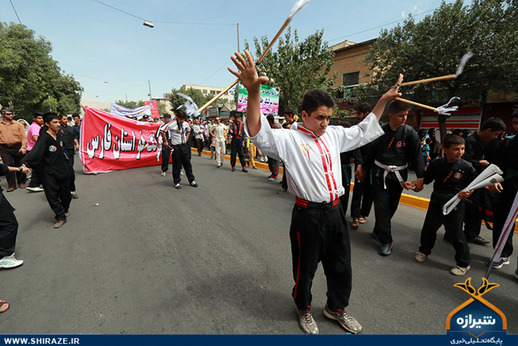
21;113;73;228
229;50;401;335
167;110;197;189
486;110;518;276
414;134;476;276
159;114;173;177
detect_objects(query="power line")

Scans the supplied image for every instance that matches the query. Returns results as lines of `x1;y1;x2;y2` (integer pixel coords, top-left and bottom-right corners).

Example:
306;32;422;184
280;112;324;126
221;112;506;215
199;58;233;85
153;20;236;26
93;0;147;21
9;0;22;24
328;8;436;43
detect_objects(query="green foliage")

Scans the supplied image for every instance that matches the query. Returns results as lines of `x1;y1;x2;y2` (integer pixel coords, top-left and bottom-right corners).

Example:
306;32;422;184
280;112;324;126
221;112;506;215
115;100;145;109
168;87;211;113
0;23;83;119
244;27;336;114
40;97;59;113
366;0;518;101
365;0;518;141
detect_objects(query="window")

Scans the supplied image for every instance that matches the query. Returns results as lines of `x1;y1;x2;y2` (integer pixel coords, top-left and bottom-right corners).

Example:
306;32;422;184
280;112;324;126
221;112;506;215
342;72;360;98
203;89;208;94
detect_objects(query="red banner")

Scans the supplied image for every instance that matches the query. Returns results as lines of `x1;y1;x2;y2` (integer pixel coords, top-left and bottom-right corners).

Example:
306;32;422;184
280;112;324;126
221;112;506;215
80;107;163;173
144;100;160;119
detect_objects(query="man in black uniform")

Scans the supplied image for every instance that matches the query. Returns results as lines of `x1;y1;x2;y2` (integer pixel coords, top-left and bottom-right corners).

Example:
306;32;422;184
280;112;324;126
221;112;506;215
415;134;476;276
486;111;518;275
350;103;374;229
59;114;79;199
228;112;248;173
364;100;425;256
460;117;506;245
21;113;73;228
167;110;198;189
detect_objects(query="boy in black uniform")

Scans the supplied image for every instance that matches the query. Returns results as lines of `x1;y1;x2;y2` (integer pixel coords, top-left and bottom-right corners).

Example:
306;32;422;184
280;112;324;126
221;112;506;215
461;117;506;245
350;103;374;229
364;100;425;256
486;111;518;276
21;113;73;228
415;134;476;276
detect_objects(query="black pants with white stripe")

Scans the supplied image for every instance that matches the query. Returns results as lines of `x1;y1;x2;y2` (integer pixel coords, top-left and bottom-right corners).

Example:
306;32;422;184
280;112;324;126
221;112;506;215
289;200;352;310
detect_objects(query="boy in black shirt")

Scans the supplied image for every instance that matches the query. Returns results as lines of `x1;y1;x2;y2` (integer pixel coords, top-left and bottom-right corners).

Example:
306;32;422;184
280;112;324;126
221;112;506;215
415;134;476;276
21;113;73;228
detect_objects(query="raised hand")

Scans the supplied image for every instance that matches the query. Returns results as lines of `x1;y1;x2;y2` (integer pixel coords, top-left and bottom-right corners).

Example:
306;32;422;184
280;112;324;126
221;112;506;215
228;51;269;93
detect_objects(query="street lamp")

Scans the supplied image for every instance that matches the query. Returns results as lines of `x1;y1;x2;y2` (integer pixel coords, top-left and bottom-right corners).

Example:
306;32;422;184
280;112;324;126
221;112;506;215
143;21;154;28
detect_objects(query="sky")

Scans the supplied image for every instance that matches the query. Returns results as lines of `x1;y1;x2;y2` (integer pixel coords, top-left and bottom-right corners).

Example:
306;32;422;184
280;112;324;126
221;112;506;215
0;0;471;105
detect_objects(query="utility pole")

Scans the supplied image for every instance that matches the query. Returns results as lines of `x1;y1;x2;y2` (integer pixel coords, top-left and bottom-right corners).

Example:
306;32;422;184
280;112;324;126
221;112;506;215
148;79;152;100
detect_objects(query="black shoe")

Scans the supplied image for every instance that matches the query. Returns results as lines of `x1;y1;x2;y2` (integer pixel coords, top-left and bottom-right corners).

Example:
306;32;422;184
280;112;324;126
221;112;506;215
467;236;490;246
217;164;222;168
277;188;287;194
174;183;181;189
231;167;236;172
190;181;198;187
242;168;248;173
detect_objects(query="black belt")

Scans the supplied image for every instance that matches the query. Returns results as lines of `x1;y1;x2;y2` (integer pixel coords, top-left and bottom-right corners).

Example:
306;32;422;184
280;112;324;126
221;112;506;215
0;143;21;148
295;196;340;209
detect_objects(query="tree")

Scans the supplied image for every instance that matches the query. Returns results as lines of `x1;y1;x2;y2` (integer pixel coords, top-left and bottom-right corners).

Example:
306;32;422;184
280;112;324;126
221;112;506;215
365;0;518;141
114;100;145;109
244;27;336;114
0;23;83;119
168;87;211;115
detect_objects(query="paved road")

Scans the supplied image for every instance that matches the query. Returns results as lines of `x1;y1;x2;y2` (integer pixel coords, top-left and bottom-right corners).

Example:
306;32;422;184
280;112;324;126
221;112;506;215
1;154;517;335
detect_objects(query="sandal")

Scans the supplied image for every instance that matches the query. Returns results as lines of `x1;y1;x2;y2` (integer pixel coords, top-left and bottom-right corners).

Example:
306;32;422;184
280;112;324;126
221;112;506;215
359;217;367;224
0;300;9;313
351;218;359;230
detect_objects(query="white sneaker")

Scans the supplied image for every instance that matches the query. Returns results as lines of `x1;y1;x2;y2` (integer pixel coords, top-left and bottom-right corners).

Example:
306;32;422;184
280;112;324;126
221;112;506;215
0;254;24;269
160;172;166;177
27;186;44;192
415;251;427;263
450;265;470;276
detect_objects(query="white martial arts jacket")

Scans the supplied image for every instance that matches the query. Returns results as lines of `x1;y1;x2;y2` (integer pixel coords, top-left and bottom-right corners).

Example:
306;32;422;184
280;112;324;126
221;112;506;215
246;113;384;203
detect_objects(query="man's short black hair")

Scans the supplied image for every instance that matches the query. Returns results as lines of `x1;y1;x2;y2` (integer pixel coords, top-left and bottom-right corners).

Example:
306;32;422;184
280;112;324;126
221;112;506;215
34;112;43;119
480;117;506;131
512;109;518;118
1;107;13;114
163;113;171;119
356;102;372;114
387;100;411;115
266;114;275;122
72;113;80;118
301;88;335;115
43;112;60;123
175;110;187;119
60;113;68;119
443;134;465;149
